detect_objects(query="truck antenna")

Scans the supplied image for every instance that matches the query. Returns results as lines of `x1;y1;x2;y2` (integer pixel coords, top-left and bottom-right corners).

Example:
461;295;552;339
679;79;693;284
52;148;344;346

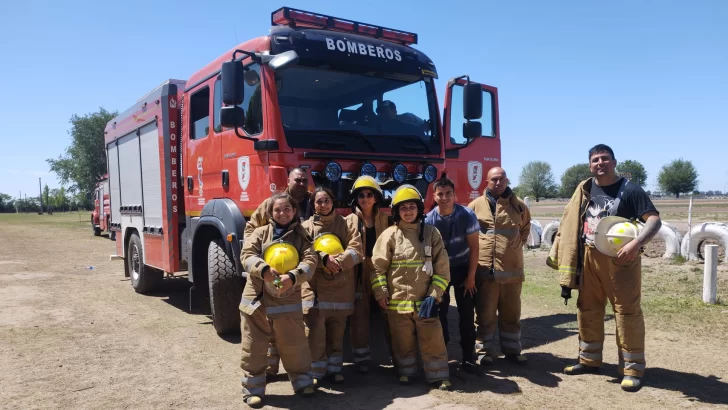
233;23;239;45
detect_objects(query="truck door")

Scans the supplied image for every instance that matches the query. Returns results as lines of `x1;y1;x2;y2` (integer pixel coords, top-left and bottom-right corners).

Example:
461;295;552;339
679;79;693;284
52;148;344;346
442;79;501;205
184;82;223;212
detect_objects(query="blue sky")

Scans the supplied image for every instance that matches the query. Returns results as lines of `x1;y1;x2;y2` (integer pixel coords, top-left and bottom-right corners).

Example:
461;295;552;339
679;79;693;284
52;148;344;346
1;0;726;198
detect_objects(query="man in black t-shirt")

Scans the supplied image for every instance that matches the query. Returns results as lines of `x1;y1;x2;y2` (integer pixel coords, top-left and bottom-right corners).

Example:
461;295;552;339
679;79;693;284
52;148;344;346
561;144;661;393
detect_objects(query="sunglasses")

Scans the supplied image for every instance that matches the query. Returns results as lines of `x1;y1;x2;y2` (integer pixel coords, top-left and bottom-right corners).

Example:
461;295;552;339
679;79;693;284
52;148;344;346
358;192;374;199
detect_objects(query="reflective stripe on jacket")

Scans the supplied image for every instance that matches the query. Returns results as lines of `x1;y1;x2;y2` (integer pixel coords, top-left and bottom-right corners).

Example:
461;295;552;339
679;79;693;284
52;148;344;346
370;220;451;313
301;212;363;315
240;220;318;318
468;188;531;284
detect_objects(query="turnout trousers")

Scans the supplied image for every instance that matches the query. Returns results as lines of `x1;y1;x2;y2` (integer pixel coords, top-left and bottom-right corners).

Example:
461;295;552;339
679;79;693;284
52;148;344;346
386;310;449;383
350;258;394;365
239;309;313;398
304;308;349;379
577;246;646;377
474;268;523;359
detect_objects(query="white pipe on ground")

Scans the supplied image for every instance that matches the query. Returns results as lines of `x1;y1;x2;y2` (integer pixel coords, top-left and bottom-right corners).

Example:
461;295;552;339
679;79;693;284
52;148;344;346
703;244;718;304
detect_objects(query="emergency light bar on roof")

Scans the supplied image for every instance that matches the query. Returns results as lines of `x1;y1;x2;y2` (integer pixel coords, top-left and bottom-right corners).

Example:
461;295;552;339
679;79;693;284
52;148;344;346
271;6;418;45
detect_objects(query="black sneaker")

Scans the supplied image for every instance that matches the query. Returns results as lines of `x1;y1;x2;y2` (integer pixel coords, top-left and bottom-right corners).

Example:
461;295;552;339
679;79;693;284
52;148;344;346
462;361;485;377
563;363;600;375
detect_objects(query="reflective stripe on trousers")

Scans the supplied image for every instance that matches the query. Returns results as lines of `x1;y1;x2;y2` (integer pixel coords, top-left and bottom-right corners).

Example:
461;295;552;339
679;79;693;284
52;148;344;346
328;354;344;373
352;347;371;363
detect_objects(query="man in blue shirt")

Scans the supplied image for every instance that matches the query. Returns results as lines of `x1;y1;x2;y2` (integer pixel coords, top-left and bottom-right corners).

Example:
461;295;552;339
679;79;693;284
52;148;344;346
425;177;482;375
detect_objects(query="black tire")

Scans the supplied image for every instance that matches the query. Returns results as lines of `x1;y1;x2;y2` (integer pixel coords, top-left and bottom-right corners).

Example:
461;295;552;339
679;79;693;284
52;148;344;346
92;216;101;236
128;233;162;293
208;239;243;335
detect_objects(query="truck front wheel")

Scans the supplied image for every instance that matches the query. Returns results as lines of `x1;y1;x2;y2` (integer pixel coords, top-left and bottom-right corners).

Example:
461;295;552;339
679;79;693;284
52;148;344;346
207;239;243;335
128;233;162;293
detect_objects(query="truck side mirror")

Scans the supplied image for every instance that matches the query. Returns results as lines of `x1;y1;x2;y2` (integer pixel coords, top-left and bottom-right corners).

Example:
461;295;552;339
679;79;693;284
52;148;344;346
221;60;244;106
220;106;245;129
463;121;482;139
463;82;483;120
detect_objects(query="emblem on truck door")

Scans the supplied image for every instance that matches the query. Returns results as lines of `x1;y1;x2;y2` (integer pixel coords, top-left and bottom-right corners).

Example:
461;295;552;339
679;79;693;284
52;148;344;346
237;156;250;191
197;157;204;196
468;161;483;190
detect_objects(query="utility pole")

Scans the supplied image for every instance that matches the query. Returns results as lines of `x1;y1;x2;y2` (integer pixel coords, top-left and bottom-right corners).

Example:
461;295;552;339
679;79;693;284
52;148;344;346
38;177;44;214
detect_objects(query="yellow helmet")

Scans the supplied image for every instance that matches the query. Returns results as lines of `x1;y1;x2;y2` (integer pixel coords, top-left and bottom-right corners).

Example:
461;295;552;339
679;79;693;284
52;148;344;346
313;233;345;255
594;216;643;257
391;184;423;207
263;241;299;274
351;175;383;196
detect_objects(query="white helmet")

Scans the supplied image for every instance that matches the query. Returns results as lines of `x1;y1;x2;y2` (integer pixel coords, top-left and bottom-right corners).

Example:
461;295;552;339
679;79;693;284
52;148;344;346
594;216;643;257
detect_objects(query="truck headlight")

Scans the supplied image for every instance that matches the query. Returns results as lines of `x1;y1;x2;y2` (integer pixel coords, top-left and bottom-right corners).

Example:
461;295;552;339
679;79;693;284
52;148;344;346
393;163;407;184
325;162;342;182
424;164;437;183
360;162;376;178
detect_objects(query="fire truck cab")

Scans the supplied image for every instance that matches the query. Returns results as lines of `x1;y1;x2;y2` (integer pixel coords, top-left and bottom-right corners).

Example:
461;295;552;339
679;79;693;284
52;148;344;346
105;7;500;336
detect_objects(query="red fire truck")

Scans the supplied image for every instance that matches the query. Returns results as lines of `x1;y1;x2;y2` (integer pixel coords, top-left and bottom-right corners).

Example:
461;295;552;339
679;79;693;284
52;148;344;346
91;174;112;238
104;7;501;335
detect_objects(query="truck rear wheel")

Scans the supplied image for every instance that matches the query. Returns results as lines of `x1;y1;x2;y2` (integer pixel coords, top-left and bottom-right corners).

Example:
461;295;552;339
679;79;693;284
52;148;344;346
128;233;162;293
208;239;243;335
92;215;101;236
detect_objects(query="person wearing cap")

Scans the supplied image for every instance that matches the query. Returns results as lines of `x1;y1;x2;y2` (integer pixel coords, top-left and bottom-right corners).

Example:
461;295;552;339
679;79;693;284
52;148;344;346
301;187;363;384
244;167;312;378
238;192;319;408
549;144;661;392
468;167;531;367
371;184;452;390
345;175;395;374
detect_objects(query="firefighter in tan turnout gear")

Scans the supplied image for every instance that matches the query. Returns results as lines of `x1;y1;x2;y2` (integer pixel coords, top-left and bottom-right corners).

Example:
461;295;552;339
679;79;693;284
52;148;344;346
549;144;661;392
238;193;318;408
371;184;452;390
244;167;313;378
468;167;531;366
301;187;363;384
345;176;394;373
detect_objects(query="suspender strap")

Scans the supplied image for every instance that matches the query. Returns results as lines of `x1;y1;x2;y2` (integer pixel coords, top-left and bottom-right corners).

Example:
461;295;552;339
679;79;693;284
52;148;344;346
608;178;629;216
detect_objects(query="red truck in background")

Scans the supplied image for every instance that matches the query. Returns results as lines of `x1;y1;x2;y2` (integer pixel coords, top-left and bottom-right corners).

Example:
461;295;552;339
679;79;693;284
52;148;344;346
91;174;113;238
103;7;502;335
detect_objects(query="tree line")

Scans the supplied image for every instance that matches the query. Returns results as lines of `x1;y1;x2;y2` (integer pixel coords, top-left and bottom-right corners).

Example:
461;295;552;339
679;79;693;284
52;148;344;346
0;186;89;213
515;159;701;201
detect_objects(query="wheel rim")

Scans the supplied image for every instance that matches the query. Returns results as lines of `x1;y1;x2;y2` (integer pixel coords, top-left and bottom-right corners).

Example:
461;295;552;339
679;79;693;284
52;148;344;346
131;243;141;281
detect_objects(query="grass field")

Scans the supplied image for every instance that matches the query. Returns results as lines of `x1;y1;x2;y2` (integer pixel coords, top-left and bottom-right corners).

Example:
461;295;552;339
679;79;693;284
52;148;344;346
3;212;728;408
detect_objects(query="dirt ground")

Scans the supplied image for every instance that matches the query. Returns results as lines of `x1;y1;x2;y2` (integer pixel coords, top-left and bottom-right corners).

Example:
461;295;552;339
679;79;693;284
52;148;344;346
2;215;728;409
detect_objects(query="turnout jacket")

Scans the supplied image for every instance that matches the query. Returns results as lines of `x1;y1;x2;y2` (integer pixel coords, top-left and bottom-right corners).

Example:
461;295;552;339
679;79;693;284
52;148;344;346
468;188;531;284
546;178;591;289
371;220;451;313
301;212;363;315
346;210;392;295
239;220;318;318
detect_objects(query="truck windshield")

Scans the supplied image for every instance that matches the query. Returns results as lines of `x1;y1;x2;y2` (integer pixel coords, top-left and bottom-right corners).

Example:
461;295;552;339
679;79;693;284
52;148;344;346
276;66;440;155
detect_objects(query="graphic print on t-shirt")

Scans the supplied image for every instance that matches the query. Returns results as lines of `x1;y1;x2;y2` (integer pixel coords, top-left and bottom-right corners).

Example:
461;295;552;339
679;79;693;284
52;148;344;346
584;194;616;244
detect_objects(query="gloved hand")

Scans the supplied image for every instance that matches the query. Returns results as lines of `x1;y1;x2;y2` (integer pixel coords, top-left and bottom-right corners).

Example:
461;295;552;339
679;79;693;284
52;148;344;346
561;286;572;305
418;296;439;318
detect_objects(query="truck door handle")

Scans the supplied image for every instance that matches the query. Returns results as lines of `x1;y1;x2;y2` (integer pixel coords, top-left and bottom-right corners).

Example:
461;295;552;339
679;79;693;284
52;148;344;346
221;170;229;187
187;176;193;191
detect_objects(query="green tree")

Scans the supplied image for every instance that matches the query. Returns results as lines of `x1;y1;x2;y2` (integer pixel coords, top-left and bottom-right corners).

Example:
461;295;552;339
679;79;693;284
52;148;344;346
42;184;50;211
559;163;592;197
519;161;557;202
0;193;12;213
47;108;117;202
617;159;648;187
657;158;699;198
